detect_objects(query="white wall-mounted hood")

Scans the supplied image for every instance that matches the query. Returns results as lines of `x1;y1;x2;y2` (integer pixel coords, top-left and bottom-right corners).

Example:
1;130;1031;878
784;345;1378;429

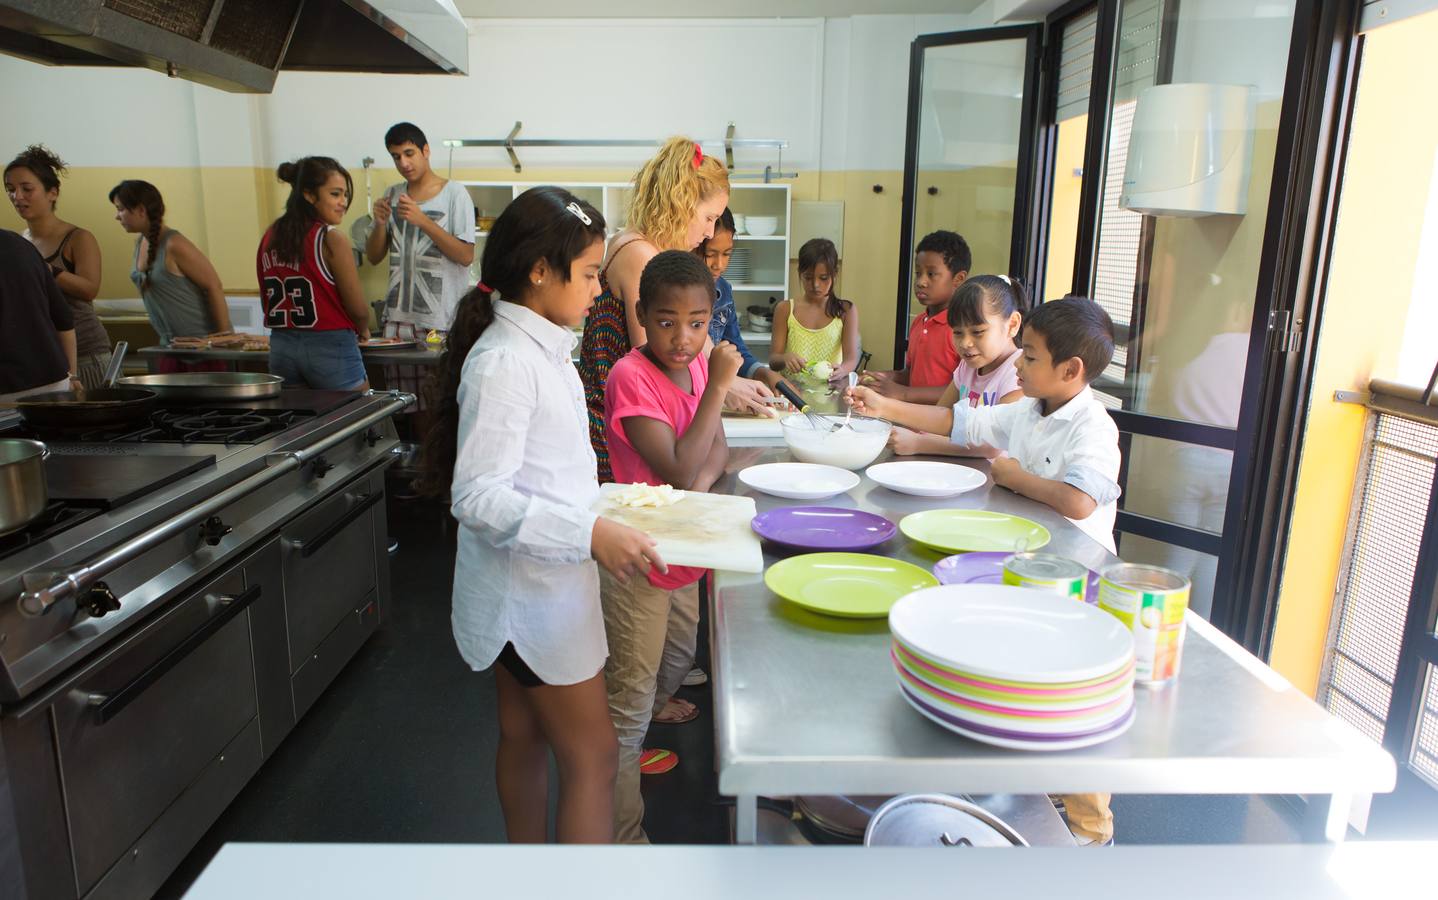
0;0;469;93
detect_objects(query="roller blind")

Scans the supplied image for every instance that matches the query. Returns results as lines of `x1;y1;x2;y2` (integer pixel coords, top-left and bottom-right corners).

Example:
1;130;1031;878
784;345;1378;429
1055;7;1099;122
1361;0;1438;31
1054;1;1165;117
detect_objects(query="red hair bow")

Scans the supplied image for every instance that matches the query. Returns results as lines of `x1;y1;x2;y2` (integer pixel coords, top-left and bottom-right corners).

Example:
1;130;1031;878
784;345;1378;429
692;144;703;169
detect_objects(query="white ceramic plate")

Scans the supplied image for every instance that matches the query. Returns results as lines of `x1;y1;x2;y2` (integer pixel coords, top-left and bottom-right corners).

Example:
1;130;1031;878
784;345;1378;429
738;463;860;500
888;585;1135;683
892;663;1135;734
866;461;987;498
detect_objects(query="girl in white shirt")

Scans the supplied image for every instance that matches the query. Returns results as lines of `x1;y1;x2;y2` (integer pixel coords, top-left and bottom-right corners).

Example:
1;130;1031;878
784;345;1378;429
418;186;666;844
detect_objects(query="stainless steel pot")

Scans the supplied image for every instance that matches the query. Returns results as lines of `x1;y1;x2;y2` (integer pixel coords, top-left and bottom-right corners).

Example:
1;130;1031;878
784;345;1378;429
117;372;284;402
0;439;49;536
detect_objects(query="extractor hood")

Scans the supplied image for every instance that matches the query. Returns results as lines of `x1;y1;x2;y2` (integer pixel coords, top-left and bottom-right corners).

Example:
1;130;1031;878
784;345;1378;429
0;0;469;93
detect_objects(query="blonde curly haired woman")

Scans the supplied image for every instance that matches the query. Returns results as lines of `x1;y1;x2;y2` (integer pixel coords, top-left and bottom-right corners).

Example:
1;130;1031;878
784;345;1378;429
580;136;782;484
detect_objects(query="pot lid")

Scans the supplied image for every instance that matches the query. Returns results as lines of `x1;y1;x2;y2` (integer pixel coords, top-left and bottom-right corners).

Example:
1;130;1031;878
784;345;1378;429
864;794;1027;848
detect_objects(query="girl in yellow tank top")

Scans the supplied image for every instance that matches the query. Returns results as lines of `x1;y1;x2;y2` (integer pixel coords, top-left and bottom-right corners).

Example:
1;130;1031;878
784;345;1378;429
769;238;860;384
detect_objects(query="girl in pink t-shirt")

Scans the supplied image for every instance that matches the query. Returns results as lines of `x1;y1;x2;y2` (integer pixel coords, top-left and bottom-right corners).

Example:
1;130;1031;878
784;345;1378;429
890;274;1028;457
601;250;743;842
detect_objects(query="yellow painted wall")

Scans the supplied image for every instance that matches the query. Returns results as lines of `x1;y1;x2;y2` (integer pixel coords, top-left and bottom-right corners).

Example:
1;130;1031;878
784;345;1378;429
1044;115;1087;302
1269;15;1438;696
2;162;920;363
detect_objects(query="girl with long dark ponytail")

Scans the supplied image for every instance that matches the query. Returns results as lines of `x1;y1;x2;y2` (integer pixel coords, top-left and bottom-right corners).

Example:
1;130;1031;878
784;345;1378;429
426;186;665;844
257;158;372;390
110;180;234;366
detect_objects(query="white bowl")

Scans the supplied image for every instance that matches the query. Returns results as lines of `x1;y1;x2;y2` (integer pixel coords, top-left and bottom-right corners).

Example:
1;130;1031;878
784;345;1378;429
746;215;779;237
732;213;748;234
781;413;890;470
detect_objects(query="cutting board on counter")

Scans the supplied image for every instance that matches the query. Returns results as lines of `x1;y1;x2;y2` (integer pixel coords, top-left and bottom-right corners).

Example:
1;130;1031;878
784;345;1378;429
721;412;784;441
593;484;763;573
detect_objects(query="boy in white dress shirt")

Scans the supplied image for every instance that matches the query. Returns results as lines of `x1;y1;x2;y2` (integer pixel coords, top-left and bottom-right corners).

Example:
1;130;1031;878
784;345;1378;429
849;295;1121;844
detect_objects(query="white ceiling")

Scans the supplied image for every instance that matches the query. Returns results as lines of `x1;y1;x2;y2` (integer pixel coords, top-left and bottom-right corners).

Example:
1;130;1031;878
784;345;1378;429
453;0;988;17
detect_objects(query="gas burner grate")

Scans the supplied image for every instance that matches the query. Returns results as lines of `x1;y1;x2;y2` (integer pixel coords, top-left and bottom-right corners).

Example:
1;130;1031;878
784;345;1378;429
0;502;102;560
72;408;312;445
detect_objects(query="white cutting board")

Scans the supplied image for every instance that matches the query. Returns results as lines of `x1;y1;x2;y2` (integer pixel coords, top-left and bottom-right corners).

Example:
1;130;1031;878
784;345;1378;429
722;415;784;443
593;484;763;573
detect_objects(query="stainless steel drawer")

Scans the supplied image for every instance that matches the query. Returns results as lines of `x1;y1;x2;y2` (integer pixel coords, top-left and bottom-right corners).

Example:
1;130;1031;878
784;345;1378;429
292;589;379;719
281;475;380;671
53;566;263;895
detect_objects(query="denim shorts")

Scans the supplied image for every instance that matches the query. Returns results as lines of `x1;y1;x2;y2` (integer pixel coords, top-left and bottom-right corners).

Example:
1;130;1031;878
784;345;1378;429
268;329;367;390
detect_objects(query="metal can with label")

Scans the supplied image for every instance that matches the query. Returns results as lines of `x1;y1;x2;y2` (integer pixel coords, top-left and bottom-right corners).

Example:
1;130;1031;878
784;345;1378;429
1097;563;1191;686
1002;553;1088;602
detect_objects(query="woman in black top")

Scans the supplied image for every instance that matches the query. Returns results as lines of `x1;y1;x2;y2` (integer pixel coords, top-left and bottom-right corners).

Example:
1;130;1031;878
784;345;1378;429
0;230;77;401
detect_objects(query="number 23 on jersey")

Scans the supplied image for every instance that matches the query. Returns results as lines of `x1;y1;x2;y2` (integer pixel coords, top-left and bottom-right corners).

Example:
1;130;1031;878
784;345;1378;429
262;276;318;329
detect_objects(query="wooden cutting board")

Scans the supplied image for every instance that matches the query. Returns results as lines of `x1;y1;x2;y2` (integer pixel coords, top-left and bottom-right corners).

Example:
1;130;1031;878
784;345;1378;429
593;484;763;573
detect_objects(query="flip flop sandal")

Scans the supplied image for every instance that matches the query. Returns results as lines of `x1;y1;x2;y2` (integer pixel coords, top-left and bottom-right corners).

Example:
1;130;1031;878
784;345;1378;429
653;698;699;725
639;748;678;775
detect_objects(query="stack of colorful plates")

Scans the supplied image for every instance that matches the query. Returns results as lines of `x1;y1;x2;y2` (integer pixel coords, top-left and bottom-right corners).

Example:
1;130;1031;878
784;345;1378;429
888;585;1136;751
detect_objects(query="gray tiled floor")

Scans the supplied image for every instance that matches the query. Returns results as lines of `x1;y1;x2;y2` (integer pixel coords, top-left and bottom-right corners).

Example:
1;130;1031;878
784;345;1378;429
157;494;1303;896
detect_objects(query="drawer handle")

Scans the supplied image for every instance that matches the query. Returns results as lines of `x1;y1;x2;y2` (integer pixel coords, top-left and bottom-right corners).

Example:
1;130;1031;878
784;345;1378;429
88;585;262;725
286;492;382;559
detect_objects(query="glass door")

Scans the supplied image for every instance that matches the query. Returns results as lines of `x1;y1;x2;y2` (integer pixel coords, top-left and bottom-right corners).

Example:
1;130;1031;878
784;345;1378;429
893;25;1042;366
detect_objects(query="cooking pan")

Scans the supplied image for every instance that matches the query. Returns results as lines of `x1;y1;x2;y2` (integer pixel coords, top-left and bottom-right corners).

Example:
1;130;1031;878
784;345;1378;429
1;388;159;429
117;372;283;402
0;439;48;536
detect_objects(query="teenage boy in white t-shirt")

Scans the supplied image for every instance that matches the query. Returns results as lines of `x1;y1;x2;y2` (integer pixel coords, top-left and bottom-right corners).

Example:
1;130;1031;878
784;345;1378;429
365;121;476;412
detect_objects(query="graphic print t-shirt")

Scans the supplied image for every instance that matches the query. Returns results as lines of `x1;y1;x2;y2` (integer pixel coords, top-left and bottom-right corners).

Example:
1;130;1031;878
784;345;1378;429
382;180;476;332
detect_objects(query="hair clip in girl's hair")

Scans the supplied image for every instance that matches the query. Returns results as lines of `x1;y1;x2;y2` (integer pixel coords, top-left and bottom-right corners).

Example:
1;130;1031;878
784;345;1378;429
692;144;703;169
565;201;592;226
999;273;1013;285
477;281;493;293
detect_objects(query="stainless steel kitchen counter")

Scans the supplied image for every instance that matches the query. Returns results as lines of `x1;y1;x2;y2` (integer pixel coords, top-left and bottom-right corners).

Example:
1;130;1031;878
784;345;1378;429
710;447;1396;844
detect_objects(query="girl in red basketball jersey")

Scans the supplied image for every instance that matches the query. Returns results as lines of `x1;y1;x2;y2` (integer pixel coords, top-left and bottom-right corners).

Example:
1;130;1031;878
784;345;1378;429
257;157;372;390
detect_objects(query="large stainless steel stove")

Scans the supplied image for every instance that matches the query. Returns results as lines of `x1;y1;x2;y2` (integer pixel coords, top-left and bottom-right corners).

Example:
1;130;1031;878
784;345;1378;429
0;388;411;900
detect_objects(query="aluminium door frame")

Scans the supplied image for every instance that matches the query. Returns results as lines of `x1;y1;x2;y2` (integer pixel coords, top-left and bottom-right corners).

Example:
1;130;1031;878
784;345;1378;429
893;24;1044;368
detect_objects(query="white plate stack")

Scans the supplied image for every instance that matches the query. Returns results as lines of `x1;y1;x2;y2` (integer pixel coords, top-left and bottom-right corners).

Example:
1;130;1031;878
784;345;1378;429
727;248;752;284
888;585;1137;751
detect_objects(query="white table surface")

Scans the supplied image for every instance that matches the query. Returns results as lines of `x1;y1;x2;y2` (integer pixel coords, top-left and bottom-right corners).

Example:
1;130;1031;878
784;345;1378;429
183;841;1434;900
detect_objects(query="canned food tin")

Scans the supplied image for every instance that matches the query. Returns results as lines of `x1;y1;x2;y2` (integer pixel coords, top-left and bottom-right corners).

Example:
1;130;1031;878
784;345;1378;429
1097;564;1191;686
1002;553;1088;602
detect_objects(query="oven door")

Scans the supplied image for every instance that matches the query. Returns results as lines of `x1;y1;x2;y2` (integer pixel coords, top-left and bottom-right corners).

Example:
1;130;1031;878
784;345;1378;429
281;469;382;673
52;544;274;896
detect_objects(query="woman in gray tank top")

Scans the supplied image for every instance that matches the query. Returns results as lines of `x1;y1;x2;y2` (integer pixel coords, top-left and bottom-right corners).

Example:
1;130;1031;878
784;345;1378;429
110;181;232;366
5;145;112;390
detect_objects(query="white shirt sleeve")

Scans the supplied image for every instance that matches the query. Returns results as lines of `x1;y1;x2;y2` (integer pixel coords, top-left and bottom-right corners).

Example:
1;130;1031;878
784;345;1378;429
1062;410;1123;506
449;347;597;563
448;181;476;243
951;398;1027;451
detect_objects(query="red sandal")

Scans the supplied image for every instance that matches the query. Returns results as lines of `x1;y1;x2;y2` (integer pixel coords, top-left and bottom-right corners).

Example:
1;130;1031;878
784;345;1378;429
639;748;678;775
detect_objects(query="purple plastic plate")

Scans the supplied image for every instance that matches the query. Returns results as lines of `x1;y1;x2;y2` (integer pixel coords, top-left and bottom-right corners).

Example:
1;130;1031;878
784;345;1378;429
751;506;897;552
932;552;1101;602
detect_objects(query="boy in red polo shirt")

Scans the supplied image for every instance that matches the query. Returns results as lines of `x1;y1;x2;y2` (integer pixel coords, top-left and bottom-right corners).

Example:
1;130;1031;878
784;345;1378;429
863;230;970;403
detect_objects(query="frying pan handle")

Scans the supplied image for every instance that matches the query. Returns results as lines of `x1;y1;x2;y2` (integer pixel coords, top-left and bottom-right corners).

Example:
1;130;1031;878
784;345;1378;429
102;341;128;388
775;380;808;412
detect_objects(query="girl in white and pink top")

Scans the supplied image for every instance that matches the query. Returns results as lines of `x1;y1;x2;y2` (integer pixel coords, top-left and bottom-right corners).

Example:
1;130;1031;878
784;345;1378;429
889;274;1027;457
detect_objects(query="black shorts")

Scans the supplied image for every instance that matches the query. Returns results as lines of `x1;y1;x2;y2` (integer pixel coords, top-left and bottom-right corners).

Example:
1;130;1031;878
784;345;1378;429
496;642;546;688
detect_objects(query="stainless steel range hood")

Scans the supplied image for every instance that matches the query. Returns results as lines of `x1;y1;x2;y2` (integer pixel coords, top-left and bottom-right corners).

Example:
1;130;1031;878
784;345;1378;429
0;0;469;93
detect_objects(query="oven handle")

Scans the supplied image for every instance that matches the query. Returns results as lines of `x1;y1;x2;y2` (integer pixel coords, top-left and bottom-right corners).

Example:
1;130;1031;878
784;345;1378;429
88;585;262;724
16;391;413;618
285;491;382;559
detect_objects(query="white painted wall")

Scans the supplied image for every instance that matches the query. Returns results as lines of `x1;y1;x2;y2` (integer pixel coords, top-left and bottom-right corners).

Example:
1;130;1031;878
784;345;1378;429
2;12;998;175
